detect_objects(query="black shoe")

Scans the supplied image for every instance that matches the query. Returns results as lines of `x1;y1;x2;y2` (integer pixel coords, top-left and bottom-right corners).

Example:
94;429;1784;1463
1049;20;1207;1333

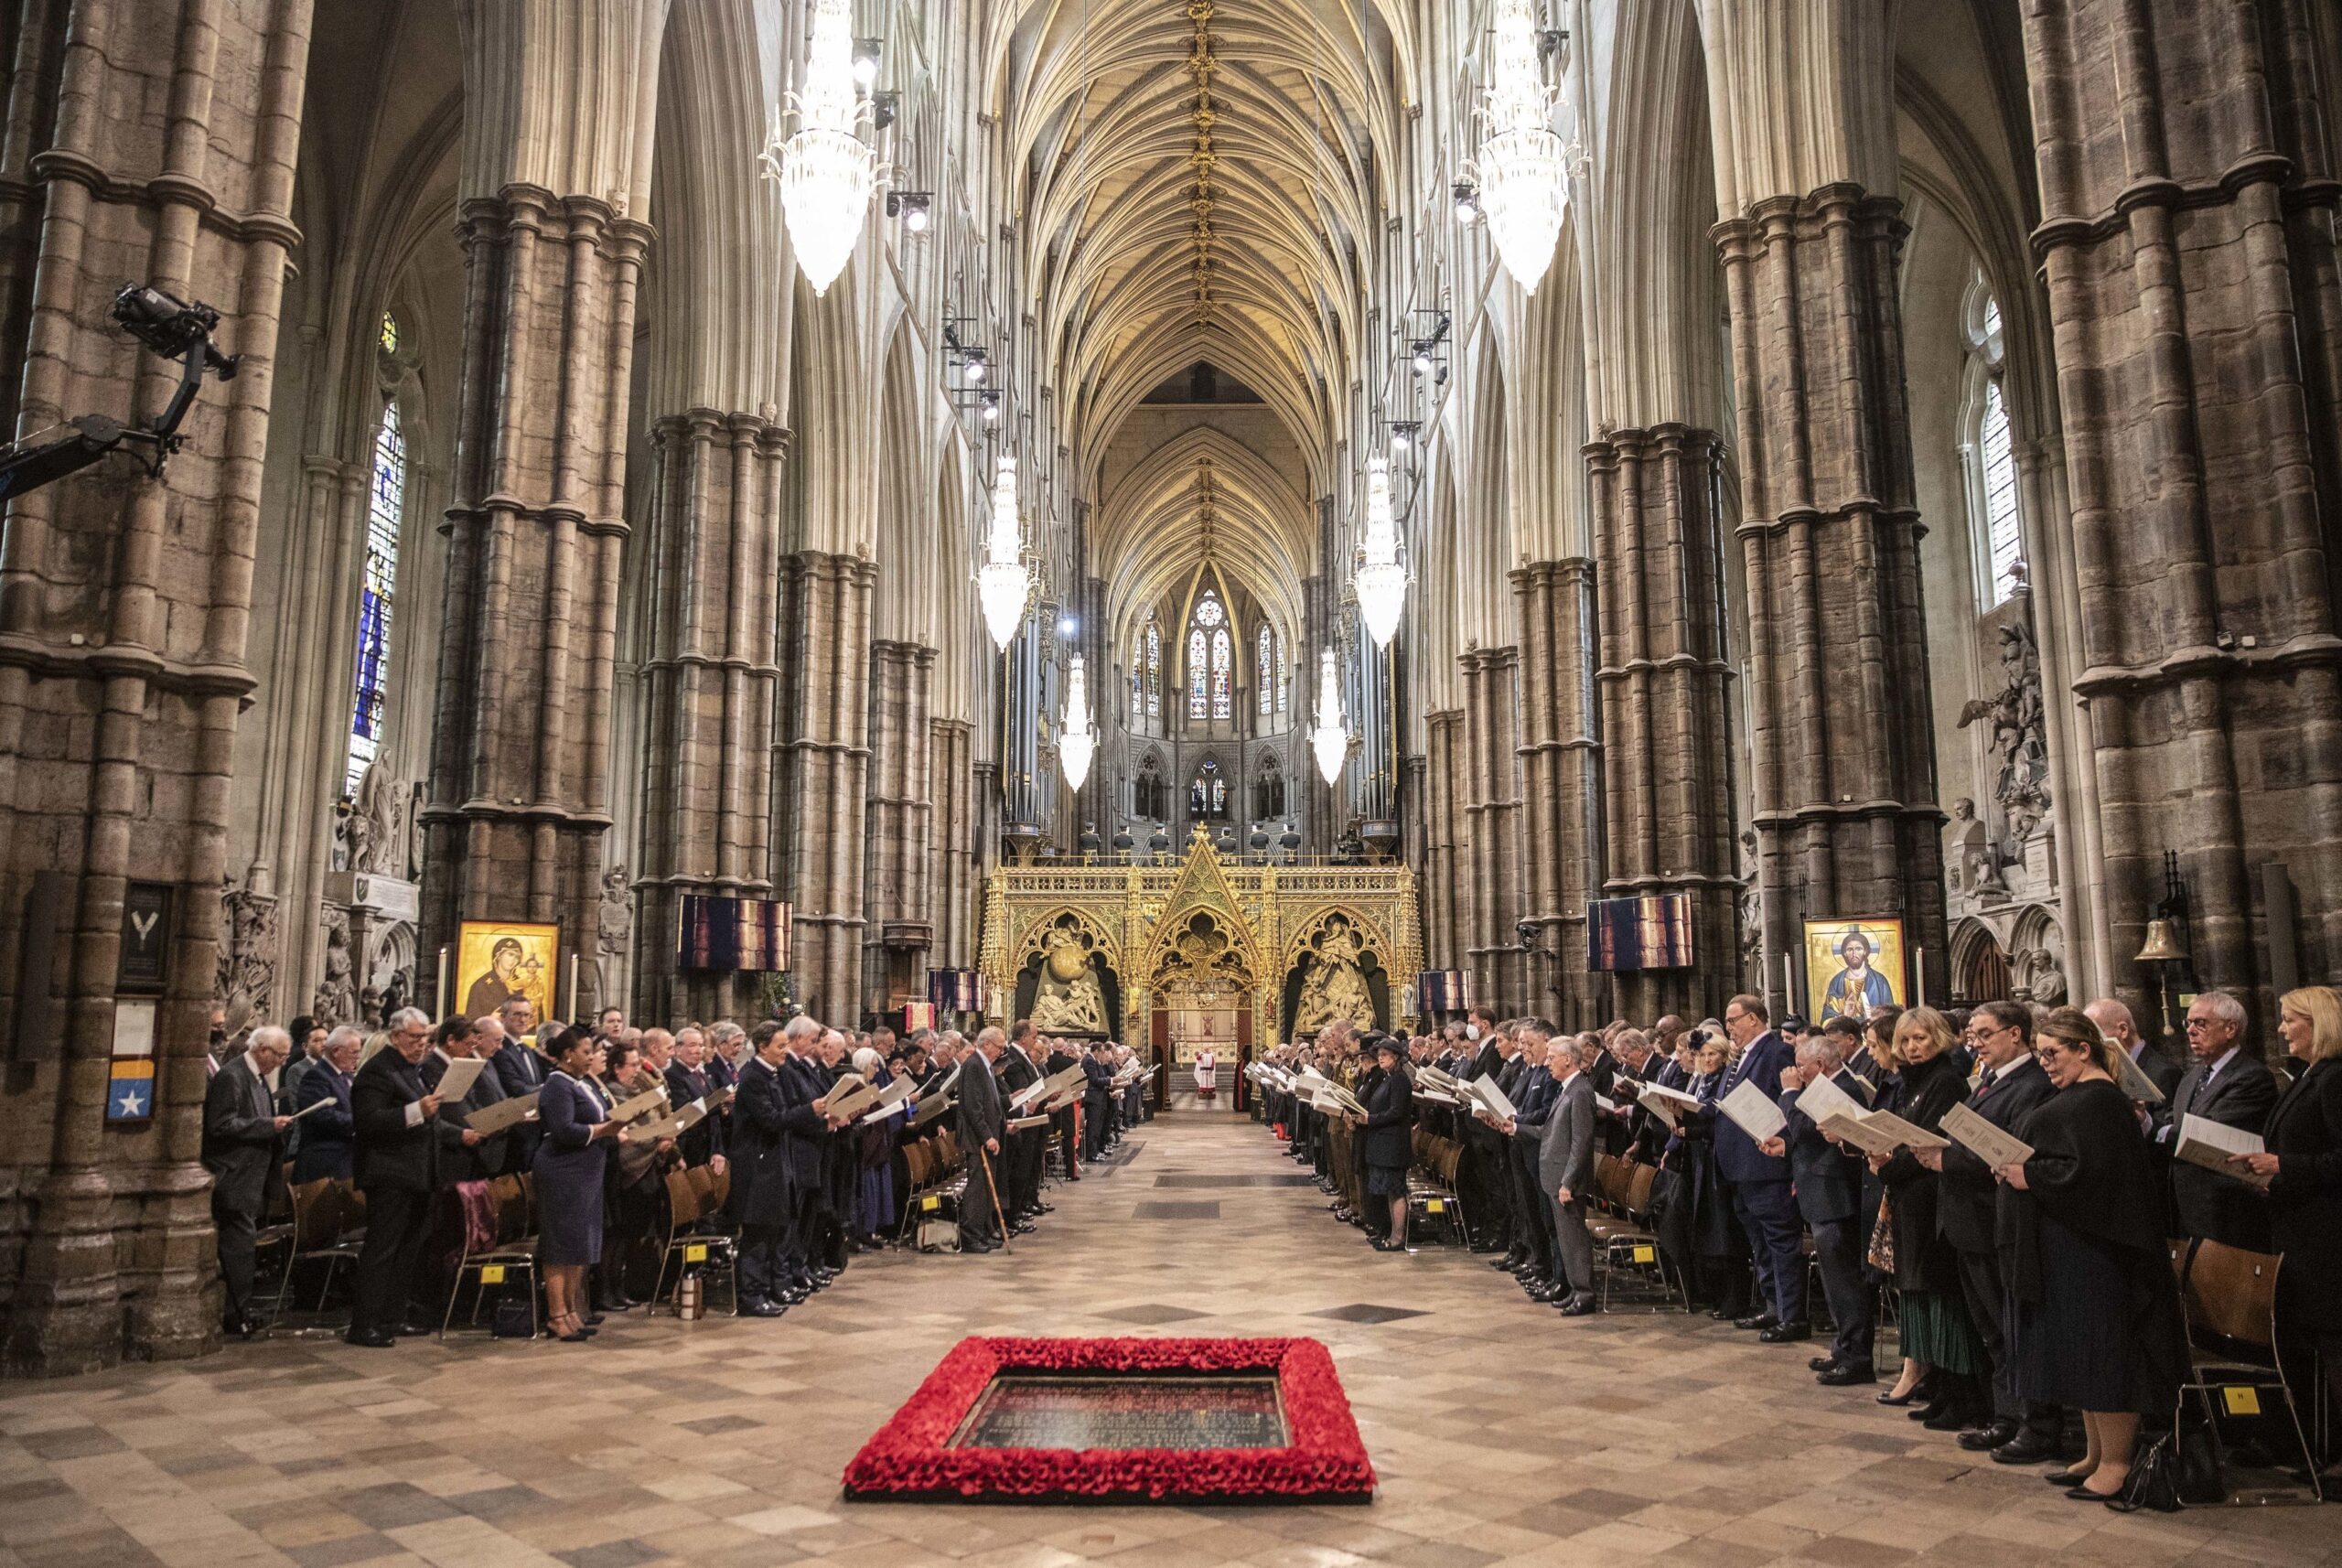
1758;1321;1811;1344
390;1321;435;1338
2042;1467;2095;1487
1010;1223;1036;1236
1960;1420;2020;1453
343;1329;395;1348
583;1312;607;1326
1808;1355;1837;1373
1908;1396;1948;1422
1923;1403;1975;1432
1733;1310;1779;1332
222;1314;259;1341
1526;1281;1568;1303
1817;1363;1877;1386
1370;1238;1401;1251
1558;1294;1599;1316
1877;1386;1922;1407
1992;1432;2062;1466
739;1298;788;1317
1707;1305;1739;1321
1492;1254;1524;1271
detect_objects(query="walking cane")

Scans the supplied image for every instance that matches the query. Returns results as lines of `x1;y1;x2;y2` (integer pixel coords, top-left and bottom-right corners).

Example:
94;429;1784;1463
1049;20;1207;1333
975;1137;1013;1253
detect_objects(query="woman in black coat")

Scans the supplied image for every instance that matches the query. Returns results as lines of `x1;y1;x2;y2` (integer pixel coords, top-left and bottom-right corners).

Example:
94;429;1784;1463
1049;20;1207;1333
1996;1006;2188;1501
1353;1036;1415;1251
534;1028;617;1342
2233;985;2342;1474
1671;1034;1751;1316
1872;1006;1987;1426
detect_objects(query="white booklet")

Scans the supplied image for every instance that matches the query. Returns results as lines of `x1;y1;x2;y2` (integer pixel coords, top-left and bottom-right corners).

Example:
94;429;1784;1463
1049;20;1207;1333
1719;1078;1788;1143
2113;1047;2168;1104
1795;1071;1865;1129
1462;1074;1518;1122
2175;1112;2268;1187
434;1057;487;1101
1940;1101;2035;1168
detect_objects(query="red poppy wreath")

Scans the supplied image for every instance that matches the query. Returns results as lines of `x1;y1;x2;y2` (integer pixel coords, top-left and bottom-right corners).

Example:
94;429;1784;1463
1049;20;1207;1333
842;1336;1376;1502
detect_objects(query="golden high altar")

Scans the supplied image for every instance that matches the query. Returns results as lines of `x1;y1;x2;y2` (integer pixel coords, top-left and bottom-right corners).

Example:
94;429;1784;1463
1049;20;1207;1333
978;827;1423;1065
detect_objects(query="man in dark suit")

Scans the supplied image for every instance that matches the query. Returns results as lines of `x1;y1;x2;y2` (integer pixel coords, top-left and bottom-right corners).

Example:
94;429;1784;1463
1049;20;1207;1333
728;1025;796;1315
1080;1042;1115;1162
776;1019;844;1291
292;1027;360;1183
1539;1036;1600;1316
1767;1035;1874;1381
2088;995;2185;1101
998;1022;1046;1230
1495;1030;1559;1294
1716;993;1808;1339
665;1026;728;1171
1466;1023;1523;1257
420;1017;512;1182
958;1027;1009;1252
1921;1000;2060;1459
2159;990;2281;1250
348;1008;479;1347
1044;1036;1082;1181
203;1026;293;1337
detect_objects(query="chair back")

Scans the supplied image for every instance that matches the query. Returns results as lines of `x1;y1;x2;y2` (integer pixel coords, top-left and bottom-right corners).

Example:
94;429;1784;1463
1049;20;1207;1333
683;1163;717;1209
665;1167;700;1229
289;1176;338;1245
2182;1238;2281;1351
1625;1160;1657;1219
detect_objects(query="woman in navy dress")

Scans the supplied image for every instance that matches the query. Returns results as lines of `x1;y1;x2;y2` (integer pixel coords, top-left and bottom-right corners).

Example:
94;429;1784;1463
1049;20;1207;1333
534;1027;617;1341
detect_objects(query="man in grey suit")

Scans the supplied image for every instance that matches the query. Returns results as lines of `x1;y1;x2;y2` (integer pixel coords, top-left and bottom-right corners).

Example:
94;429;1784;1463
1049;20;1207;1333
957;1027;1008;1253
202;1026;293;1338
2158;990;2280;1249
1539;1036;1600;1316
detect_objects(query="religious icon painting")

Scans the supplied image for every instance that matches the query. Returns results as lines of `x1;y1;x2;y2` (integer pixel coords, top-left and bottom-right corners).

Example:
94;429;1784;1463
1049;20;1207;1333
1802;917;1906;1024
455;920;558;1023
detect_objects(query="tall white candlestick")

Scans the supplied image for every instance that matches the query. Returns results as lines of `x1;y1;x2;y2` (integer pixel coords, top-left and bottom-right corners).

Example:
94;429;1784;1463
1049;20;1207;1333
435;947;449;1022
1915;947;1926;1009
1780;952;1794;1016
566;951;580;1022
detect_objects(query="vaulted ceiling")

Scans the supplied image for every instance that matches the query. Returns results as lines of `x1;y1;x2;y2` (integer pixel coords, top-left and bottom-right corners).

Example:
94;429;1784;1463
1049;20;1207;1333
987;0;1412;648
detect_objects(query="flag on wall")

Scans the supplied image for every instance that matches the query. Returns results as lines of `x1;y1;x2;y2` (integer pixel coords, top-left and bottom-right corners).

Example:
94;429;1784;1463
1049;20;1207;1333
1585;895;1695;972
677;897;790;972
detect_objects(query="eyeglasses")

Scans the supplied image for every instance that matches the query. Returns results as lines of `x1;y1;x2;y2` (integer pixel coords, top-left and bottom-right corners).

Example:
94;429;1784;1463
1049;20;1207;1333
2184;1018;2220;1032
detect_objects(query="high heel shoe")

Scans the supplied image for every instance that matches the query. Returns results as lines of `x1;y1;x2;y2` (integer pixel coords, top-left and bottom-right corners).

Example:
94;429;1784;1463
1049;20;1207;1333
1876;1386;1921;1407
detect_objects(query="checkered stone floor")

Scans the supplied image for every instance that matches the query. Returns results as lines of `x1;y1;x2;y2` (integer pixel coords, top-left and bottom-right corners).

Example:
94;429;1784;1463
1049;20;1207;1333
2;1112;2330;1567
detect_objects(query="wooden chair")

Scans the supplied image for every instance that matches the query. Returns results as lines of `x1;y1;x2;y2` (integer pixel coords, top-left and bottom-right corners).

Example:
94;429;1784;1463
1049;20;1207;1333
2174;1237;2323;1503
650;1166;738;1315
439;1173;542;1338
1589;1160;1685;1313
265;1176;364;1326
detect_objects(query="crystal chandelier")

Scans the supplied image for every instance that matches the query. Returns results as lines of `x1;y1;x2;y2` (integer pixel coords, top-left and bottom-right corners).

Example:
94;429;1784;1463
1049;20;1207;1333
1309;649;1348;786
977;455;1032;650
1354;455;1408;648
1468;0;1572;294
1058;653;1095;789
764;0;876;296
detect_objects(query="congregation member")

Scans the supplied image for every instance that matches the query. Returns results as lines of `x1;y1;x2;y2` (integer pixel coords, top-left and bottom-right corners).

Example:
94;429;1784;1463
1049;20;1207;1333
347;1008;481;1348
535;1026;617;1342
290;1026;361;1183
1872;1005;1989;1429
202;1025;293;1338
664;1026;727;1171
1537;1034;1600;1315
2088;995;2183;1101
1354;1035;1415;1250
1764;1032;1872;1383
957;1027;1009;1252
2159;990;2279;1251
1715;996;1808;1342
1995;1007;2188;1503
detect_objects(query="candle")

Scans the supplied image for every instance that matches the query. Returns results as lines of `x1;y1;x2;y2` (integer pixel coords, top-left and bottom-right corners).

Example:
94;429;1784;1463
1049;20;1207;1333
435;947;449;1022
1780;952;1793;1015
1916;947;1926;1009
566;951;580;1022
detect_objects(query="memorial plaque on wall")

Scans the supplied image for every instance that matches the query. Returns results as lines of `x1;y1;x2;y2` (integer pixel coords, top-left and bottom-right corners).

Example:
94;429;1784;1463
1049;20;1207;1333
118;882;174;995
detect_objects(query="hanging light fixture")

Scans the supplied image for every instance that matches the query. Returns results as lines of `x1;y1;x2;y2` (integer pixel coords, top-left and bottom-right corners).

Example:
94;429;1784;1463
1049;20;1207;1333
764;0;878;296
977;455;1032;650
1059;653;1095;789
1354;455;1408;648
1309;648;1348;786
1467;0;1573;293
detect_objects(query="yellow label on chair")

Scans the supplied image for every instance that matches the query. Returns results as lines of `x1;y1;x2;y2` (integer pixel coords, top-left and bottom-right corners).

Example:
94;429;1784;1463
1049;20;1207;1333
922;1195;940;1211
685;1244;707;1262
1425;1199;1445;1213
479;1265;505;1284
2223;1386;2262;1417
1632;1244;1656;1263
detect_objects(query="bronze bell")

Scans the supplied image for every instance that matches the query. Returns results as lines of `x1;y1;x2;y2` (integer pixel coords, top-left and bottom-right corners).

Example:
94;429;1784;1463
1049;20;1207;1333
2134;919;2187;963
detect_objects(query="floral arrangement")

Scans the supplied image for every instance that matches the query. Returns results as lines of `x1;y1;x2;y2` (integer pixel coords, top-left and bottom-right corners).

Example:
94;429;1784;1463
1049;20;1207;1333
842;1336;1375;1501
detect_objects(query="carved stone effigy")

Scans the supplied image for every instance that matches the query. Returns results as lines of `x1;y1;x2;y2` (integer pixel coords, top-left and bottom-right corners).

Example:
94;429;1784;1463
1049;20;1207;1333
979;827;1419;1058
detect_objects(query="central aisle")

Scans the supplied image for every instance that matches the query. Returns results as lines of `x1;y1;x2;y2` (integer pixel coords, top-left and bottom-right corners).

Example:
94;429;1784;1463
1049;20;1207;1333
0;1112;2304;1568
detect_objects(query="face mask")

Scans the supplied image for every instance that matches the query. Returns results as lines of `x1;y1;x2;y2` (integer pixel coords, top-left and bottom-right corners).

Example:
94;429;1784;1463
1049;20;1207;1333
1466;1026;1480;1041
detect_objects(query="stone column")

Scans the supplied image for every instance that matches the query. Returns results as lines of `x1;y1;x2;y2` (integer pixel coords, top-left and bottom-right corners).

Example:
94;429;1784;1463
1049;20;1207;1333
774;551;876;1024
1459;649;1526;1011
1513;559;1603;1029
0;0;312;1375
929;717;975;966
865;639;935;1015
1716;186;1949;1004
419;185;650;1021
1422;710;1466;973
633;410;789;1025
2023;0;2342;1005
1586;427;1740;1021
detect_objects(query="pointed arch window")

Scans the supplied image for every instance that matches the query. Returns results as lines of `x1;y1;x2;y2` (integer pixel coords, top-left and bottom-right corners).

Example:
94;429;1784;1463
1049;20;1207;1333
1258;625;1274;714
1187;589;1230;720
1144;615;1161;720
1191;758;1227;820
1961;276;2025;607
345;375;405;797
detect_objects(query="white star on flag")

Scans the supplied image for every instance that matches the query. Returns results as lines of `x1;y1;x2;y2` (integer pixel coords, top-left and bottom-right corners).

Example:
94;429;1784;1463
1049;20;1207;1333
114;1086;147;1117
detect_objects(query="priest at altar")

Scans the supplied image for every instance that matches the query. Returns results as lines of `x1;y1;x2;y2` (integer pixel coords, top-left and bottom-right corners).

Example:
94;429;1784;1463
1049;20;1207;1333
1193;1048;1218;1099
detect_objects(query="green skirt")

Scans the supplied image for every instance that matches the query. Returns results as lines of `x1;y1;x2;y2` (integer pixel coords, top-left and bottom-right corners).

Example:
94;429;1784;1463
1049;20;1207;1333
1897;1286;1985;1375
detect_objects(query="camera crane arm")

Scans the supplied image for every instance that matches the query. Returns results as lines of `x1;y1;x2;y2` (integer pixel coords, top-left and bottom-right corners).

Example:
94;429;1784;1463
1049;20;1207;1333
0;283;240;502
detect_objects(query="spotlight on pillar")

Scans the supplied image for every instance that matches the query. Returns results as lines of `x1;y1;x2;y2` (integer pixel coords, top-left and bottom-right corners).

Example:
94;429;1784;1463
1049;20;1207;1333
1452;179;1481;225
1410;340;1435;377
764;0;879;297
1309;648;1349;787
1059;654;1095;790
976;454;1033;650
886;190;932;233
851;38;883;91
981;390;1001;423
1353;456;1409;649
963;349;987;382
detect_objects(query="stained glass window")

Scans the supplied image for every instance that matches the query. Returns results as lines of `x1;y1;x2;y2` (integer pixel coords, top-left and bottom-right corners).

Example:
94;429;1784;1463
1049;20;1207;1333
1144;617;1161;719
1258;627;1273;714
1210;628;1230;718
1964;274;2025;607
1187;628;1208;717
1980;381;2022;603
1193;759;1226;818
1187;591;1230;720
345;386;404;798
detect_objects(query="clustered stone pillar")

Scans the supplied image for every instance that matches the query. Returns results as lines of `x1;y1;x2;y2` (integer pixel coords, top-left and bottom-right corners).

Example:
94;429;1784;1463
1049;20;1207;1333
1512;559;1603;1030
1458;648;1526;1012
864;639;935;1011
1421;710;1466;977
1715;185;1949;1004
2023;0;2342;1006
928;717;978;966
634;410;789;1025
0;0;312;1375
1586;427;1740;1021
774;552;876;1024
420;188;650;1021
